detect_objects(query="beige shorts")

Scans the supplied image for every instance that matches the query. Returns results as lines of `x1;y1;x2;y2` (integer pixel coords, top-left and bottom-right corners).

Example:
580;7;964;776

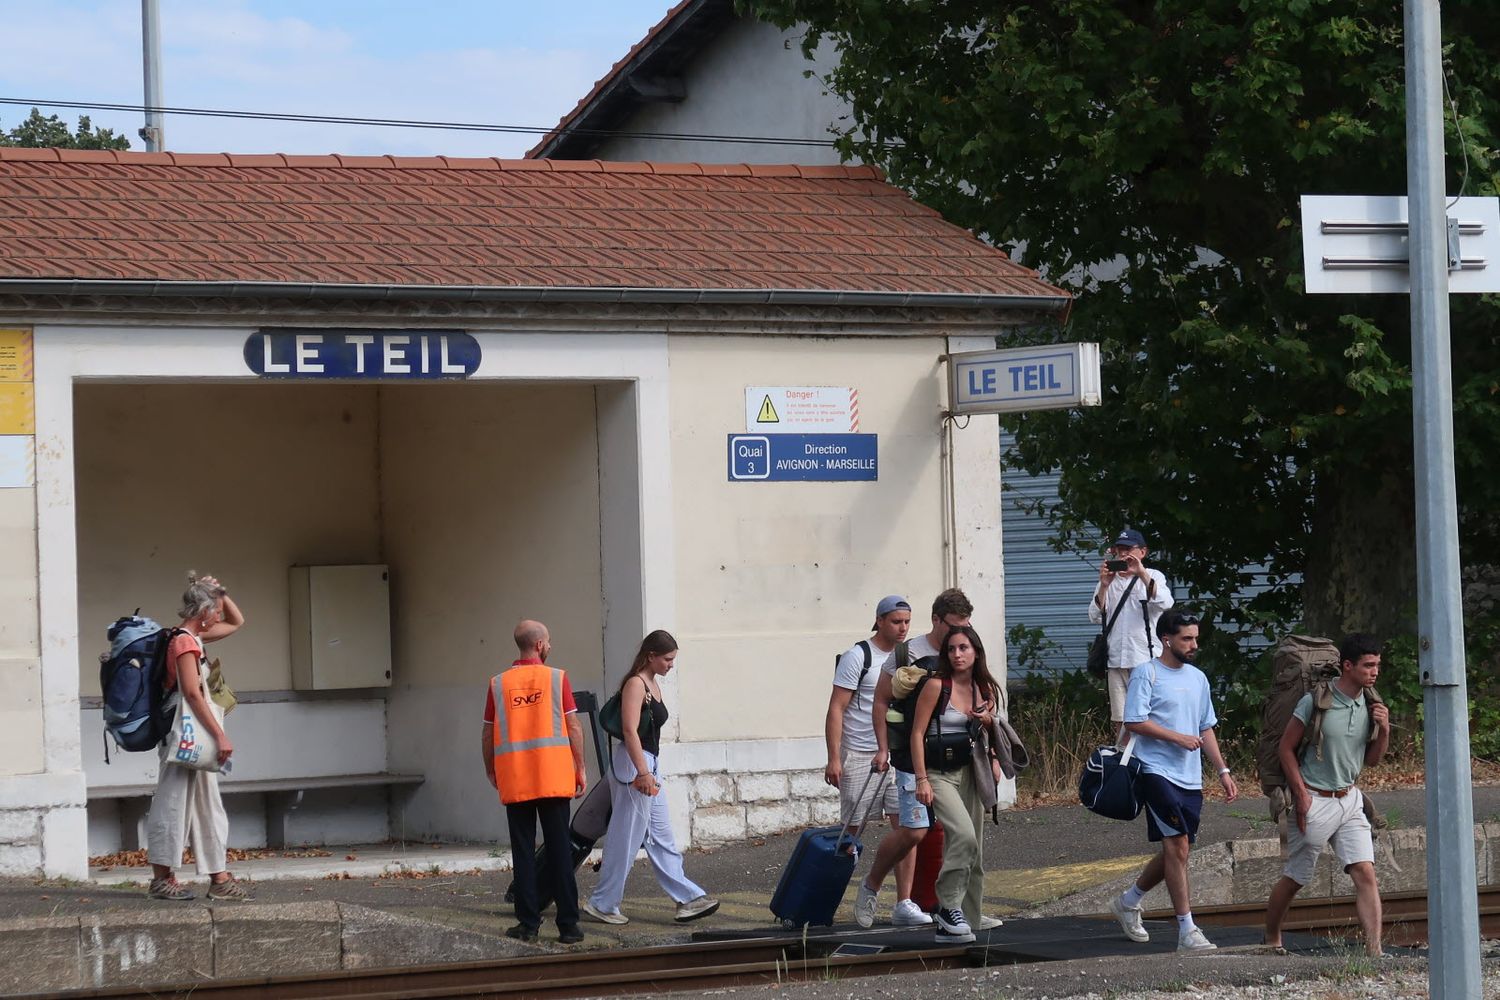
1107;667;1133;723
838;749;900;827
1283;787;1375;885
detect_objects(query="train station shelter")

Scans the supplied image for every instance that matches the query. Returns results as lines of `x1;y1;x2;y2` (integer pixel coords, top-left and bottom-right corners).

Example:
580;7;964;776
0;147;1069;877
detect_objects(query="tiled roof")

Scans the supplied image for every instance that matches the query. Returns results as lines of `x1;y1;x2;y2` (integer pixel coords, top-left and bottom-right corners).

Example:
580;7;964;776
0;148;1069;307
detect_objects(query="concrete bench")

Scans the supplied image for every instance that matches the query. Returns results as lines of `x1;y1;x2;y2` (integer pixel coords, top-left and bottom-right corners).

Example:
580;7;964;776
88;772;425;850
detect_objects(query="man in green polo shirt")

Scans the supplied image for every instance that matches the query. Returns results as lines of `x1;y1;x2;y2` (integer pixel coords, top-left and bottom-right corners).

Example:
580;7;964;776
1263;633;1391;957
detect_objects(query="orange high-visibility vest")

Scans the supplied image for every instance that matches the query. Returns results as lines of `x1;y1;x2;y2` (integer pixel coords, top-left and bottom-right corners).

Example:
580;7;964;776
492;664;574;804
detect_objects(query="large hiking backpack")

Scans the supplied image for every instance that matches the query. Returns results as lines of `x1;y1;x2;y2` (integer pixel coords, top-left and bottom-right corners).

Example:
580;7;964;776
100;614;175;759
1256;634;1386;826
885;654;943;772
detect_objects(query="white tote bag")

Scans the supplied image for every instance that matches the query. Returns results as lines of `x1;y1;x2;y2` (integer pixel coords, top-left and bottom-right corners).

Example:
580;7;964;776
164;651;225;772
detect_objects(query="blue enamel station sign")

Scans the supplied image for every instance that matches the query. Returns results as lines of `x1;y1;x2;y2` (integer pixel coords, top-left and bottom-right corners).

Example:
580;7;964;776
728;433;878;482
245;329;480;379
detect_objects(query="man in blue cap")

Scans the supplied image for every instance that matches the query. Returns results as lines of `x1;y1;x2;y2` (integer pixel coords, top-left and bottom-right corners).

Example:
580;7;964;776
1088;527;1174;744
824;594;930;928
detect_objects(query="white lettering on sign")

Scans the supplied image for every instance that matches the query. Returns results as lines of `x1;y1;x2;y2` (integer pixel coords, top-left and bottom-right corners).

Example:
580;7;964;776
262;337;290;374
383;335;411;374
295;334;324;374
346;334;375;374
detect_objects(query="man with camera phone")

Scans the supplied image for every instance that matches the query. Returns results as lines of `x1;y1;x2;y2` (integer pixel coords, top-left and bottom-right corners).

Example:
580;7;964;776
1088;528;1174;744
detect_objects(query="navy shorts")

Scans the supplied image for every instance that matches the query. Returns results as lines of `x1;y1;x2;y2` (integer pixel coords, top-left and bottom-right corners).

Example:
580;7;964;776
1139;773;1203;844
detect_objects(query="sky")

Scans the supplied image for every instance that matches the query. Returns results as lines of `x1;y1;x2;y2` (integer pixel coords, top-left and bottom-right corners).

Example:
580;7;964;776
0;0;679;157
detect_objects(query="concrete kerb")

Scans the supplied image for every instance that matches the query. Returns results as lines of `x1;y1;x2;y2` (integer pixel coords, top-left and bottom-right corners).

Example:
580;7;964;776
0;899;527;993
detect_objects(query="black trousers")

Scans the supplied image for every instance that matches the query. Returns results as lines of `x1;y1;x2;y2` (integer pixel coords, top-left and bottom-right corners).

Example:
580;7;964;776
506;796;579;931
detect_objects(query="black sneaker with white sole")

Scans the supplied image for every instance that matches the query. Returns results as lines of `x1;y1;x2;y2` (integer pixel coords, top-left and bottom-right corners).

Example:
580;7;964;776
934;907;975;944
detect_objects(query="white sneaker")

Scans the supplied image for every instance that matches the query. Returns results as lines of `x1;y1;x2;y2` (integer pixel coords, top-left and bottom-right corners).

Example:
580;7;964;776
977;914;1004;930
1109;895;1150;943
890;898;932;926
852;881;879;929
1178;926;1218;953
581;900;628;925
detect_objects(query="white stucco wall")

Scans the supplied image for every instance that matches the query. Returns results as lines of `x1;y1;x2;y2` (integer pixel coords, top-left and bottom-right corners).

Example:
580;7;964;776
593;17;847;166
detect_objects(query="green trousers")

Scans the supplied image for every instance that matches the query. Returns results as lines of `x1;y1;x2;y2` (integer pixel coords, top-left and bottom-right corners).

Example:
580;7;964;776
928;763;984;923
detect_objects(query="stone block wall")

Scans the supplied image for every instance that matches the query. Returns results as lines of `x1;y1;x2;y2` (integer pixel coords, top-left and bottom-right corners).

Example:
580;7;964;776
684;767;842;846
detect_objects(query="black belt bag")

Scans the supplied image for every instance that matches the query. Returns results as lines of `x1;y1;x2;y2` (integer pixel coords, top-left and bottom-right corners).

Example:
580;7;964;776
925;731;973;772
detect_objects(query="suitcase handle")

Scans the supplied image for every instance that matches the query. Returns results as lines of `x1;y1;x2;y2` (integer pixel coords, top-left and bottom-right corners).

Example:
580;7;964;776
834;765;890;855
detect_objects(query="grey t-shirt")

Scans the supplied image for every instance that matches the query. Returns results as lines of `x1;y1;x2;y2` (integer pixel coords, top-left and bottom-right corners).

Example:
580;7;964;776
1293;688;1371;791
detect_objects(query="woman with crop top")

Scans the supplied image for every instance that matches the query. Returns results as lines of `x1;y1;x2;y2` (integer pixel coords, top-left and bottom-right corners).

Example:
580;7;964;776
582;630;718;926
145;573;249;902
910;625;1004;943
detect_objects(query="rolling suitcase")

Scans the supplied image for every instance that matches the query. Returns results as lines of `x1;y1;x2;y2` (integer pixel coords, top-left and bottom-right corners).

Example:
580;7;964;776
911;819;944;913
769;767;888;927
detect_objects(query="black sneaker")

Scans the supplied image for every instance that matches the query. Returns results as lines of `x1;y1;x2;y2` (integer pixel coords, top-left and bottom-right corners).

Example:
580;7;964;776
558;925;584;944
505;923;539;942
934;907;975;944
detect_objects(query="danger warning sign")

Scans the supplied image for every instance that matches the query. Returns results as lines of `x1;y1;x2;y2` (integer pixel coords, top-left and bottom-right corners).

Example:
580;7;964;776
744;386;859;433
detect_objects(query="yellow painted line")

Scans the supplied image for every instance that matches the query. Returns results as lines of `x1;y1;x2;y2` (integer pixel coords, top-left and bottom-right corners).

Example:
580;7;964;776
0;329;32;382
985;855;1154;904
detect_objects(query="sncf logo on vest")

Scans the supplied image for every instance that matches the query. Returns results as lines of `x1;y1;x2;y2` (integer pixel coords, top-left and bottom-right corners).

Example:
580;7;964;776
510;689;544;708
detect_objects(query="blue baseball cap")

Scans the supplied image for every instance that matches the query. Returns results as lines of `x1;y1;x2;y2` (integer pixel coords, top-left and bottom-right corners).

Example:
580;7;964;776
1113;528;1147;548
875;595;911;618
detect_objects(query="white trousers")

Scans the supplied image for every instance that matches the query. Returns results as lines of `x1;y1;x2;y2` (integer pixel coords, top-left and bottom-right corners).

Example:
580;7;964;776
145;753;228;875
589;745;705;911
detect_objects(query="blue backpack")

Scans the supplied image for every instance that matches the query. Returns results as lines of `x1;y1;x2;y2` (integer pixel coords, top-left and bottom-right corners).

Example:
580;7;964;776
99;614;177;760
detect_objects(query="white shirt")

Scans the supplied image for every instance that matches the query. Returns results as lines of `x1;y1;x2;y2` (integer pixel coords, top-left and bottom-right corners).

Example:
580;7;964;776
1087;569;1173;669
833;639;897;752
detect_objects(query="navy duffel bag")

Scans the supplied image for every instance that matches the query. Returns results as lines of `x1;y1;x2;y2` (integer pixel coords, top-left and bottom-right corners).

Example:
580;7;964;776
1079;736;1144;820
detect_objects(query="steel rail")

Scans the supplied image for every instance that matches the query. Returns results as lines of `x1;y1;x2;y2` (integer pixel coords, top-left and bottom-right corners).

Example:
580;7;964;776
1146;885;1500;946
27;937;972;1000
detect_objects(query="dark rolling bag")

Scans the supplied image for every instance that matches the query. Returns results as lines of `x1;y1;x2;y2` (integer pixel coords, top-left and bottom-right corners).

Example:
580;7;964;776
770;768;887;927
505;778;613;908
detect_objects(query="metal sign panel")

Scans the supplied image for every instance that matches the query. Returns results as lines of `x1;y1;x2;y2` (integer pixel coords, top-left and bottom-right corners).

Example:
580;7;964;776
245;329;481;378
947;342;1101;416
1300;194;1500;294
744;386;859;433
727;433;878;482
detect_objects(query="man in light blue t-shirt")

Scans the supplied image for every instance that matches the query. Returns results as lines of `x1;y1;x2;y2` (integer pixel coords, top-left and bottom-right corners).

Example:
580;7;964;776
1107;610;1239;954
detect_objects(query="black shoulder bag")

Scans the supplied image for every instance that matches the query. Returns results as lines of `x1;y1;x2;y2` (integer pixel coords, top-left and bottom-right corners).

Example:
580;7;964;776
1087;576;1138;678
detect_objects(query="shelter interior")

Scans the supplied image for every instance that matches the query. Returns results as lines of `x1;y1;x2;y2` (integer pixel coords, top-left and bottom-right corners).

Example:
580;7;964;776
75;380;638;854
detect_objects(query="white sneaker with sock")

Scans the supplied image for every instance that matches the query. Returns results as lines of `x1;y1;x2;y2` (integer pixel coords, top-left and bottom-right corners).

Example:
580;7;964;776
890;898;932;926
852;881;879;929
1178;926;1218;953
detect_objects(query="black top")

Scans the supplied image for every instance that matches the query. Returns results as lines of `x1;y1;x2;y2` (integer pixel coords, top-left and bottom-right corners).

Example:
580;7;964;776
641;694;670;756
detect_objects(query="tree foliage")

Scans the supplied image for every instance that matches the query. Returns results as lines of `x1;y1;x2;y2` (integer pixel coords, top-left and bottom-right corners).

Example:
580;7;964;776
749;0;1500;640
0;109;131;150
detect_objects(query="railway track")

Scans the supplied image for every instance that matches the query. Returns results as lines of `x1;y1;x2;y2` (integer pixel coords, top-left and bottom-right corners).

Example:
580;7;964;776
31;886;1500;999
26;936;973;1000
1148;884;1500;947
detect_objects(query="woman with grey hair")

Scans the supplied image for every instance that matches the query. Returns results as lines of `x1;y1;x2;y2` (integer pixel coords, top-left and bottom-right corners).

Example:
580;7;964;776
145;572;248;901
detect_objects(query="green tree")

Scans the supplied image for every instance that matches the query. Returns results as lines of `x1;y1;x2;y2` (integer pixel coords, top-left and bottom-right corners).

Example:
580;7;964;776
0;108;131;150
749;0;1500;640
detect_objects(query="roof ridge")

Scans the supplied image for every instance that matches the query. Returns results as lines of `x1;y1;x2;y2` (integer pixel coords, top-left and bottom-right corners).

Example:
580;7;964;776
0;147;884;179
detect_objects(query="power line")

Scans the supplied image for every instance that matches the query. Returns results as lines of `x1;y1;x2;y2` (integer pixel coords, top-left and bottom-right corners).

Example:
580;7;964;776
0;96;846;149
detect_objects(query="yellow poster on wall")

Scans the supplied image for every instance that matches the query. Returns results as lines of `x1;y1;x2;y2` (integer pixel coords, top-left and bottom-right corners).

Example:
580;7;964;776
0;383;33;434
0;329;32;382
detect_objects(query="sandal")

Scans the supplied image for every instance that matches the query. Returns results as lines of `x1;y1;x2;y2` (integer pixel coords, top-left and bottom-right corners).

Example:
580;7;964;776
207;876;253;901
148;878;195;901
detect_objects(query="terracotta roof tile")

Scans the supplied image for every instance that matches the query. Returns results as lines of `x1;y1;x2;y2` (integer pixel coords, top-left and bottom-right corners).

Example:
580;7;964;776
0;148;1069;305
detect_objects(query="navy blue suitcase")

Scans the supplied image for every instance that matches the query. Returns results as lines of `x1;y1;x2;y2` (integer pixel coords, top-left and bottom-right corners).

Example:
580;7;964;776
769;769;887;927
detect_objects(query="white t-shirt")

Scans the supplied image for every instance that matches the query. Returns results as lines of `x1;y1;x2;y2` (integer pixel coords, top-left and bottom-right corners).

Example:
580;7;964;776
1086;569;1173;669
833;639;897;753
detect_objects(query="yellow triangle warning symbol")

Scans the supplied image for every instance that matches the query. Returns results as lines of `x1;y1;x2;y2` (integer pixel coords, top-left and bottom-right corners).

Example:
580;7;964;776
756;395;780;423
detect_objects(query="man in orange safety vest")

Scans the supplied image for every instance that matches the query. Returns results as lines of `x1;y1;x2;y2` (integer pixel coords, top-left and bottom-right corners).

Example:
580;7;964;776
483;619;588;943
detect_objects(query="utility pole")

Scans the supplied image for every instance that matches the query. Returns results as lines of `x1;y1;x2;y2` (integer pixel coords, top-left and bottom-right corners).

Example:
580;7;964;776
1404;1;1483;996
140;0;164;151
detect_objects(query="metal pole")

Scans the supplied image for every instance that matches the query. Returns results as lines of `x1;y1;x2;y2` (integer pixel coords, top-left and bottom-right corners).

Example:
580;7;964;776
140;0;164;151
1404;1;1482;996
